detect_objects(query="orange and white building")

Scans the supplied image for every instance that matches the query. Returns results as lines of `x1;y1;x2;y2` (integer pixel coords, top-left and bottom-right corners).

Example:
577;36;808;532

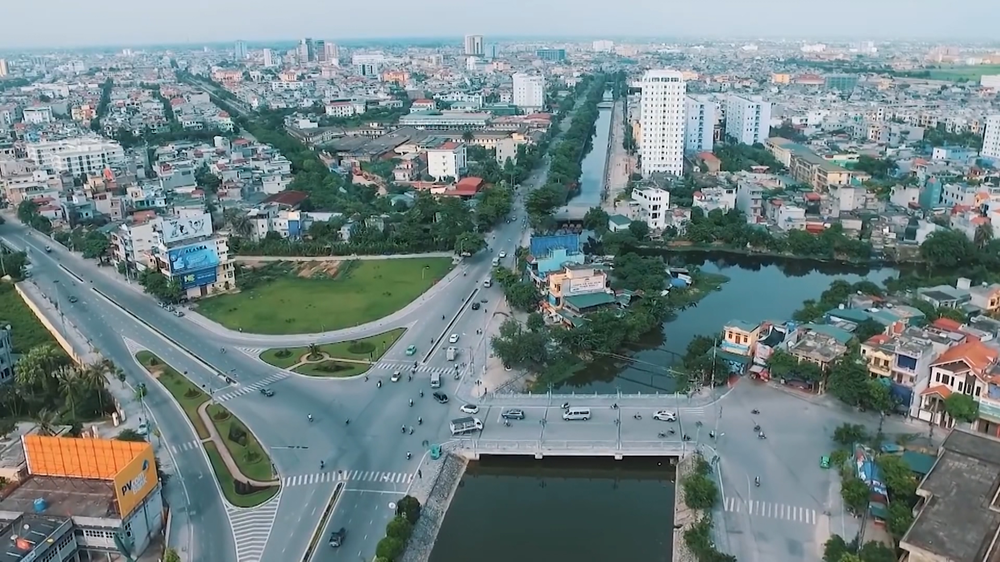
0;435;165;560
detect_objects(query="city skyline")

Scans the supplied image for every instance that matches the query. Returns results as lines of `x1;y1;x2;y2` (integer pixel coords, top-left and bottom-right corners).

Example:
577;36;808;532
3;0;1000;49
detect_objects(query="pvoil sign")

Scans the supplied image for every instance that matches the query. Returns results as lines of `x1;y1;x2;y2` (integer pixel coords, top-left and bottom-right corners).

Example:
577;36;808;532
120;458;150;497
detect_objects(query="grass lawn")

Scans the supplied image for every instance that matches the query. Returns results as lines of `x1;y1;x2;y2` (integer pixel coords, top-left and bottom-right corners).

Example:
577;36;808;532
292;360;369;378
927;64;1000;81
204;442;279;508
197;258;454;335
259;327;406;368
205;403;274;482
136;351;209;439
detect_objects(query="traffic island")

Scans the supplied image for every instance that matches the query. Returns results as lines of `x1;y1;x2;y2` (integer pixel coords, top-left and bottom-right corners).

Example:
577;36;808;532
259;327;406;376
134;351;280;508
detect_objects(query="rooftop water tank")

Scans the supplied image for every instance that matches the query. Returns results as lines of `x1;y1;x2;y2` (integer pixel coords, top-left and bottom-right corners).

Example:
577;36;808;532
32;498;47;513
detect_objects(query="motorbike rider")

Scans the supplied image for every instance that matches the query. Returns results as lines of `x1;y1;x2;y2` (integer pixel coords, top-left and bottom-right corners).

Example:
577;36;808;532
755;476;760;487
307;414;313;422
417;417;423;425
320;460;325;469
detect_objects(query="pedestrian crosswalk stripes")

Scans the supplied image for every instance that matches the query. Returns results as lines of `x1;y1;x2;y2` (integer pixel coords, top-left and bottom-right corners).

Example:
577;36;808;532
373;361;453;377
282;469;414;487
723;497;818;525
237;347;267;358
215;372;290;402
226;492;281;562
168;440;200;454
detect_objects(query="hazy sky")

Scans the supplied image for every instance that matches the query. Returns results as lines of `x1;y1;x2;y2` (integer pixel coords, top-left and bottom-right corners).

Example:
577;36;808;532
3;0;999;49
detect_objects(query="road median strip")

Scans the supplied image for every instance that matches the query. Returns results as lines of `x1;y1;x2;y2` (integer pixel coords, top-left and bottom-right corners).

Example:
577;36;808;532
135;351;279;508
301;482;345;562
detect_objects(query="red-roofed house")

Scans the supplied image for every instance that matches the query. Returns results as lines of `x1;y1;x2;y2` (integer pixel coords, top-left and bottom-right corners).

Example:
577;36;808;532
426;142;467;182
919;341;999;426
263;190;309;210
695;152;722;173
451;177;484;197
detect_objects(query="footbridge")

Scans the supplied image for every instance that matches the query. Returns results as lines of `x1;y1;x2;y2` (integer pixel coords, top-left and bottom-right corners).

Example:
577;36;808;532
453;438;699;460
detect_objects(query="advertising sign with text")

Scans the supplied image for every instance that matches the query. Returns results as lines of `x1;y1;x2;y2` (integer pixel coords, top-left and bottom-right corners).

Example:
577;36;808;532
160;212;211;244
113;445;158;517
567;276;606;295
168;243;220;274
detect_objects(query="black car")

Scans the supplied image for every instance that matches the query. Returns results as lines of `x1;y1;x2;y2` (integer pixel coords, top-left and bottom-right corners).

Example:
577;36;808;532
259;388;274;397
471;302;481;310
502;409;525;420
433;392;449;404
329;527;346;548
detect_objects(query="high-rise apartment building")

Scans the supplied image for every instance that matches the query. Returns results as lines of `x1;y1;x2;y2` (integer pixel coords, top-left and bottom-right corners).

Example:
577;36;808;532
234;40;248;60
0;59;8;77
262;48;274;67
684;95;716;154
324;43;339;63
464;34;484;56
724;95;772;145
639;69;686;177
983;115;1000;161
512;73;545;112
25;137;125;176
314;40;327;62
297;40;309;63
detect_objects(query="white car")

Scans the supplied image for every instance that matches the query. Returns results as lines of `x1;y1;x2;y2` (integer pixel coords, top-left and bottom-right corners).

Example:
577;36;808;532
391;371;402;382
460;404;479;414
449;333;459;344
499;251;507;259
653;410;677;422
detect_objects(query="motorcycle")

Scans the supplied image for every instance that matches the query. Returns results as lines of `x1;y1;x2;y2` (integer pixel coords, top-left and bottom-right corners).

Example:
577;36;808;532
409;399;414;407
377;380;382;388
751;409;760;415
755;477;760;487
658;432;668;438
401;426;406;434
406;452;412;460
561;402;570;410
758;432;767;440
634;413;642;420
753;424;761;432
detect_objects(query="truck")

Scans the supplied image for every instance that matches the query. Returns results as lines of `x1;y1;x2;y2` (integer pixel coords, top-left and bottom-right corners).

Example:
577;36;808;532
449;417;483;436
446;346;458;361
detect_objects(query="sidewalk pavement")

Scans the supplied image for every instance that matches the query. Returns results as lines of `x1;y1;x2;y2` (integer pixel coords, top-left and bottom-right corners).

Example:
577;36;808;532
196;401;279;486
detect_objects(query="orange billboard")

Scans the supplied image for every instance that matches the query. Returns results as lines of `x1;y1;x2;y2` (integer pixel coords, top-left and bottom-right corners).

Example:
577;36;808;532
113;444;158;517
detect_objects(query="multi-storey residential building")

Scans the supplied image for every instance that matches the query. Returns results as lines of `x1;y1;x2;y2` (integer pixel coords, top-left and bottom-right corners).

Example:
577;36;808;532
25;137;125;177
234;40;248;60
693;186;736;213
639;69;686;177
0;59;8;77
735;180;764;222
725;95;771;146
512;73;545;112
0;326;14;385
426;141;467;181
983;114;1000;161
22;106;54;124
464;34;484;56
262;48;274;67
630;186;669;230
144;211;236;299
919;341;997;426
535;49;566;62
684;95;715;154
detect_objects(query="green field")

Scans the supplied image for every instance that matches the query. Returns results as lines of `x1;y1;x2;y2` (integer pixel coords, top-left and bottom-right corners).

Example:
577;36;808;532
198;258;453;335
925;64;1000;81
259;328;405;368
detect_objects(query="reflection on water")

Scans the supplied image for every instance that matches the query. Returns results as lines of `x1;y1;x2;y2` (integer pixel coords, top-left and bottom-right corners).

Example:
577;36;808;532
429;456;676;562
560;252;899;393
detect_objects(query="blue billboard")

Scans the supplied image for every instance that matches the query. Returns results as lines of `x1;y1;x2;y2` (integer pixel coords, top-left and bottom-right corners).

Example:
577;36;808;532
178;268;218;290
168;243;220;289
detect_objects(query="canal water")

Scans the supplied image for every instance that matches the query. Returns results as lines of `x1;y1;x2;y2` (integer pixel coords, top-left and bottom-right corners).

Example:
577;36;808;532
560;104;613;216
428;456;676;562
560;253;900;393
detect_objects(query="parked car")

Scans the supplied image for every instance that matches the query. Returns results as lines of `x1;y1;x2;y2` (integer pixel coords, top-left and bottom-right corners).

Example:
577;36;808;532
433;392;449;404
260;388;274;397
652;411;677;422
391;371;402;382
460;404;479;415
173;310;184;317
501;409;525;420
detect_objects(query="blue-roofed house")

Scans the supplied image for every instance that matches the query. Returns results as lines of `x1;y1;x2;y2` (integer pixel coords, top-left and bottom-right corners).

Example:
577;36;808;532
528;234;584;283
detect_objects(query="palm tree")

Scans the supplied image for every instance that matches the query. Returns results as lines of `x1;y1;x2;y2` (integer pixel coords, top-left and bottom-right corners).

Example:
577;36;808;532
974;222;994;250
34;409;59;436
57;368;81;422
77;364;108;413
15;345;64;391
223;208;253;239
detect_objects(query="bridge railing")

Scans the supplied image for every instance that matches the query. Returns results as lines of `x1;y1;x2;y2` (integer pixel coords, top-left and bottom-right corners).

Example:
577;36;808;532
454;438;692;456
